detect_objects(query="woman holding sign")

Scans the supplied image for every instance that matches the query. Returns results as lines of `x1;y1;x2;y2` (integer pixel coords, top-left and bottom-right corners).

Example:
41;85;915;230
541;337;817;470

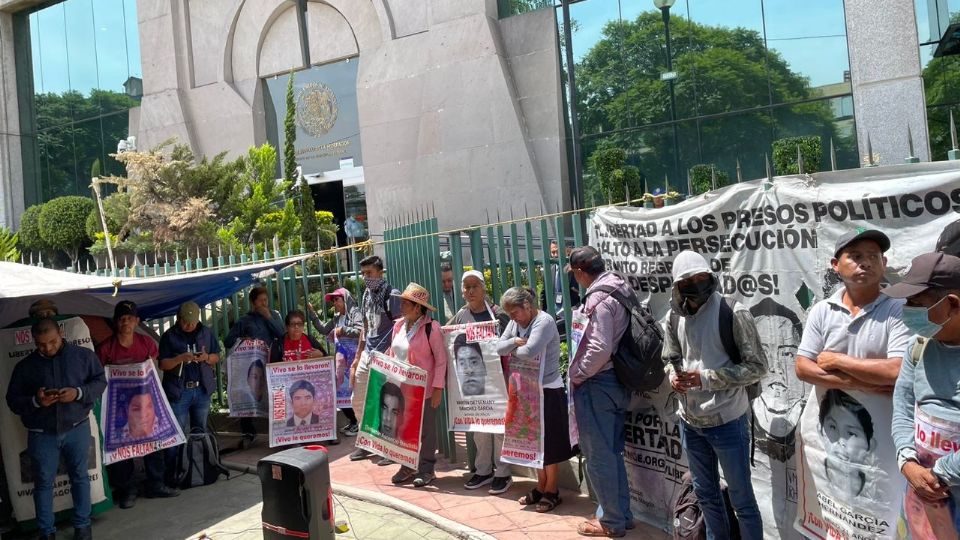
270;310;328;363
387;283;448;488
497;286;574;513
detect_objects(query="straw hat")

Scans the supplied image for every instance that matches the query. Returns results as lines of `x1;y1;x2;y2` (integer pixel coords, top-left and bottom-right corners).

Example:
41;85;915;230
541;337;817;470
391;282;436;311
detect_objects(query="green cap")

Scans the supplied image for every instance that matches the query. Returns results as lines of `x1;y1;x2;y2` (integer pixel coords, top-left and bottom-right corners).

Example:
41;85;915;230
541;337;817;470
178;302;200;324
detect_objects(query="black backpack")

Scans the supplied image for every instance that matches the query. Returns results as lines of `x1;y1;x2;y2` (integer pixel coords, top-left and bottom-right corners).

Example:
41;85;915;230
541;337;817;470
668;297;760;401
587;285;665;392
672;471;741;540
175;428;230;489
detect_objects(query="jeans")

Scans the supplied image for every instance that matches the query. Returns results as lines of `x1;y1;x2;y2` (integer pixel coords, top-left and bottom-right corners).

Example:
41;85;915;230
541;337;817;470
27;421;91;535
680;413;762;540
107;451;165;496
574;369;632;533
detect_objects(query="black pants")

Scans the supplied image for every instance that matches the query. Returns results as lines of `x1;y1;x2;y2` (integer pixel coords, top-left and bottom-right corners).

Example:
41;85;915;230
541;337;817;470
240;417;255;437
342;408;357;424
107;452;165;497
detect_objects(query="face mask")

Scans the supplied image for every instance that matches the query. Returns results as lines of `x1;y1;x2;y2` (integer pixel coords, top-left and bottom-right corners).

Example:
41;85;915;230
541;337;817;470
678;278;715;301
901;298;951;338
364;277;384;290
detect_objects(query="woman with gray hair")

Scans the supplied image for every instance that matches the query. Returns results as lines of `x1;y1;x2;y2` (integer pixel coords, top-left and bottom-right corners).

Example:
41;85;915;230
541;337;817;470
496;287;575;513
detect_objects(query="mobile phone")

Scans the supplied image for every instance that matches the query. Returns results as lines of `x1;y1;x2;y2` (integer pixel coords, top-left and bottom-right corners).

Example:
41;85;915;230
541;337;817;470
43;389;61;397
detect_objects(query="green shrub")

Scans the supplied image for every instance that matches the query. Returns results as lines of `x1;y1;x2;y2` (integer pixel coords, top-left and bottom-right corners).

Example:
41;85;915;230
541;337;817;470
690;164;731;196
773;136;822;175
18;204;46;252
38;196;94;265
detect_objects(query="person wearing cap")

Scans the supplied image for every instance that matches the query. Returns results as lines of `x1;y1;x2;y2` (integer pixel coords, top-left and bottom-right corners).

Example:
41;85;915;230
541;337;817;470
225;285;285;444
158;301;220;442
888;252;960;535
660;250;767;540
349;255;402;463
96;300;177;507
450;269;513;494
386;282;449;488
6;318;106;540
309;287;363;436
795;229;911;394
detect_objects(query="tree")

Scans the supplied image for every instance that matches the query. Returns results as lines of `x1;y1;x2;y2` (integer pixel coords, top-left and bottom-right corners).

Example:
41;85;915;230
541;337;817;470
575;12;841;193
38;196;94;267
18;204;47;253
588;147;642;203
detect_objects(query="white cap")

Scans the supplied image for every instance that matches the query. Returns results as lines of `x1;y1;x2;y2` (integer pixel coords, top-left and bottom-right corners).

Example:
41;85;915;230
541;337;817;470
461;270;485;285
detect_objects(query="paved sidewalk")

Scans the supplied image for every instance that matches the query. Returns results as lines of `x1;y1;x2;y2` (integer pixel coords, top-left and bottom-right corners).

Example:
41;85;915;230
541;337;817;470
221;434;670;540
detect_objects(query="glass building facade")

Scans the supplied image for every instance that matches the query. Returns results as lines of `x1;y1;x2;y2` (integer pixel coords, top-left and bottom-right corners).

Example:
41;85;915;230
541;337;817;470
916;0;960;160
14;0;142;207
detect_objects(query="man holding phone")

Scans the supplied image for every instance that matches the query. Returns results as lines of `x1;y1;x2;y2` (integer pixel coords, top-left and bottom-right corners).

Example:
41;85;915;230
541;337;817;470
6;318;106;540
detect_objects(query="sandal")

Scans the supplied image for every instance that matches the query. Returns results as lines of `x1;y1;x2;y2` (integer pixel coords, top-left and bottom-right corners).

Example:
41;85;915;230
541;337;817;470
518;488;543;506
535;491;562;513
577;519;625;538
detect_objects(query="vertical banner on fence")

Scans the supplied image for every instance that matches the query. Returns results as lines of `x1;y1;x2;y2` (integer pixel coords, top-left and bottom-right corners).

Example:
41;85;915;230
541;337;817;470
441;322;507;433
795;388;898;539
335;339;358;409
0;317;108;521
265;357;337;447
500;353;545;468
101;360;185;464
356;352;427;469
589;166;960;538
227;338;270;417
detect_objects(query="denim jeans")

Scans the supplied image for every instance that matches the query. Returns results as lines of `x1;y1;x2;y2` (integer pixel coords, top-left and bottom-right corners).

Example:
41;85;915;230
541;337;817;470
573;369;632;533
680;413;762;540
27;421;91;535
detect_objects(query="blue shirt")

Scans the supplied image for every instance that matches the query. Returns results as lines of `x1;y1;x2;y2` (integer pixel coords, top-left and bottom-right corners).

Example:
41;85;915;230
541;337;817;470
158;323;220;400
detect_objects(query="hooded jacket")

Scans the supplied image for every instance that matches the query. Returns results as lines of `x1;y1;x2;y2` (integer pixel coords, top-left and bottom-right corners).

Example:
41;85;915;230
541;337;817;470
310;288;362;342
662;251;768;428
569;271;631;386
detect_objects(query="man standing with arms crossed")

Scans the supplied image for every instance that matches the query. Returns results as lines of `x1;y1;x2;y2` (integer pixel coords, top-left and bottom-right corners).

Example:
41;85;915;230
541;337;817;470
349;255;401;464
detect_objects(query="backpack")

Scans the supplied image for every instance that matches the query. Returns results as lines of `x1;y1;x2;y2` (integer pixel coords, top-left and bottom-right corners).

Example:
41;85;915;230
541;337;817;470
586;285;665;392
668;297;760;401
672;471;741;540
174;428;230;489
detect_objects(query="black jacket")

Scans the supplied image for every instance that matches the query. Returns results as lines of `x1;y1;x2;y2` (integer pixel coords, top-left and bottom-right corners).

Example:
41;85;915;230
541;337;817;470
6;342;106;434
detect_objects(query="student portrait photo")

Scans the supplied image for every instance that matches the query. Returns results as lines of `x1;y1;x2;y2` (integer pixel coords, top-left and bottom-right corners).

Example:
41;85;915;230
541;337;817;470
453;334;487;397
117;388;159;442
378;381;404;439
286;379;320;427
818;389;877;499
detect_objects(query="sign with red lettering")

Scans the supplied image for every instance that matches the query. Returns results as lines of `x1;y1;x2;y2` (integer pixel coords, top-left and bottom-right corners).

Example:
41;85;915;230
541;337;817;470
441;322;507;433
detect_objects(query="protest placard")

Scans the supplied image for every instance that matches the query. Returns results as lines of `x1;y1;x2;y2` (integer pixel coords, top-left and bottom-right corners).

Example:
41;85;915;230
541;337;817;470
266;357;337;447
101;360;185;464
356;352;427;469
441;322;507;433
500;352;544;468
227;338;270;418
335;338;358;409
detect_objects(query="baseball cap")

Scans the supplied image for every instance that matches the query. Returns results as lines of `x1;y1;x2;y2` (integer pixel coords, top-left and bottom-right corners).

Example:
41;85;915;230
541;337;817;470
178;301;201;323
28;298;58;318
833;228;890;259
324;288;348;302
113;300;138;320
882;252;960;298
461;270;485;285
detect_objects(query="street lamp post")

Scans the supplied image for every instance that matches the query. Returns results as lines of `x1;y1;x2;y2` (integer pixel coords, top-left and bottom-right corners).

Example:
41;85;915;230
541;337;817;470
654;0;681;192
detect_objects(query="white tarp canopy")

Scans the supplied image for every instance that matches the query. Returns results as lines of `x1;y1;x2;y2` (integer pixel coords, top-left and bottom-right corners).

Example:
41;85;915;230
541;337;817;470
0;255;310;328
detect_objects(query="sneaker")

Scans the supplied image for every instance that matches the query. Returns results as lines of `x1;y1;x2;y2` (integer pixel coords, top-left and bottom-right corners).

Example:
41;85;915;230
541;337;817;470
412;472;435;488
349;449;371;461
118;492;137;509
341;423;359;437
144;485;180;498
488;476;512;495
391;466;417;485
376;457;396;467
464;473;494;490
72;527;92;540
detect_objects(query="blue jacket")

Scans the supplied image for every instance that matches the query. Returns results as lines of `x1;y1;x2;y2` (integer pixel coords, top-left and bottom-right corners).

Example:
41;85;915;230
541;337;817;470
158;323;220;402
5;342;106;434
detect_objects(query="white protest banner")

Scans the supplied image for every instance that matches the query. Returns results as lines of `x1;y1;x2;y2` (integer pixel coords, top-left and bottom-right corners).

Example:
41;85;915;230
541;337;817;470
226;338;269;418
265;357;337;447
101;360;185;464
441;322;507;433
356;352;427;469
568;311;590;448
0;317;107;521
500;353;545;469
795;388;897;539
589;164;960;538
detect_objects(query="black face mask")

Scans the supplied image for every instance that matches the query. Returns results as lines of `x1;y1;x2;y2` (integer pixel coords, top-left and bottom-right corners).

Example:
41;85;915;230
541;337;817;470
678;279;715;300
